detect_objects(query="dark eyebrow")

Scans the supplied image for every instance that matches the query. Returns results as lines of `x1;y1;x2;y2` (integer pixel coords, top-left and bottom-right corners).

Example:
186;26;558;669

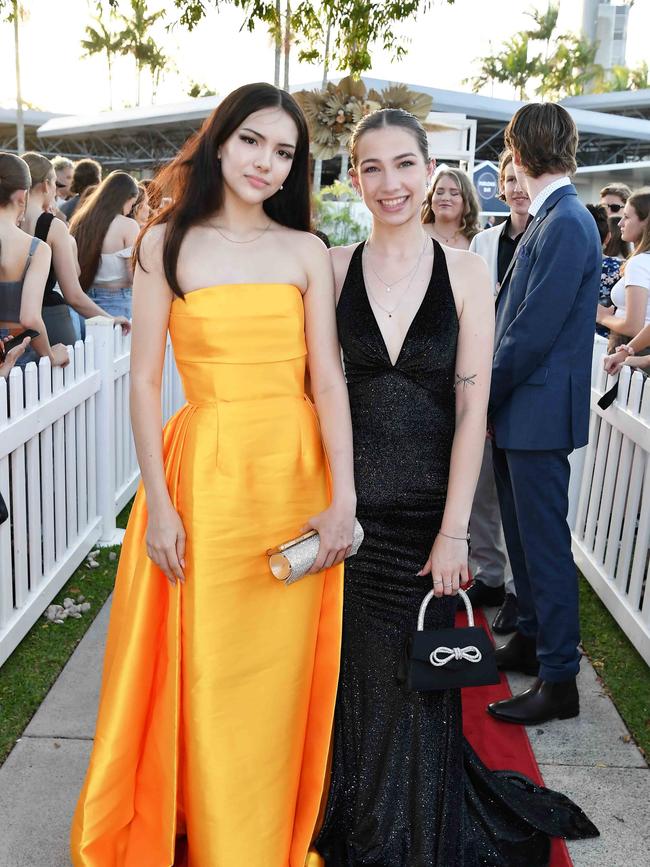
359;151;418;167
240;127;296;149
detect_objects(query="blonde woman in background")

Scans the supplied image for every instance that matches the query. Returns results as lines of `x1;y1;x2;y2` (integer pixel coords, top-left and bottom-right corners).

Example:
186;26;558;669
422;166;481;250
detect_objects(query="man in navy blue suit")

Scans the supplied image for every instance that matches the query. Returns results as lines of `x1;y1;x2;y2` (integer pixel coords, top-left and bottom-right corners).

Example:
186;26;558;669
486;103;601;725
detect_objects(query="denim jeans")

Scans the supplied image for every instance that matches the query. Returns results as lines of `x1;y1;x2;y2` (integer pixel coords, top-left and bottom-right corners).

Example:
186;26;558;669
88;287;132;320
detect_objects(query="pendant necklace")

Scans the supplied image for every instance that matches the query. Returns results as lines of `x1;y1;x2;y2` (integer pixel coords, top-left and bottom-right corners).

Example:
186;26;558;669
432;226;461;246
365;243;421;293
213;222;272;244
364;236;428;318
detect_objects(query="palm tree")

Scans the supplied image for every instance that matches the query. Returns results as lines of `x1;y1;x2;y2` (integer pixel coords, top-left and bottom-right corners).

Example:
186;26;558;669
117;0;166;106
274;0;281;86
12;0;25;153
525;1;559;62
147;40;170;102
81;7;122;110
283;0;291;90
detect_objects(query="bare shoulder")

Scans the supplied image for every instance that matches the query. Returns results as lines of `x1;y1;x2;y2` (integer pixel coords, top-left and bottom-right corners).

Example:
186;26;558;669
442;246;492;307
50;216;70;239
137;223;165;271
445;247;490;281
329;243;359;293
286;227;330;262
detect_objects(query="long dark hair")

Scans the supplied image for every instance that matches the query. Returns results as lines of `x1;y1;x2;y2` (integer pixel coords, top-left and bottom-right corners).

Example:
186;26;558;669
135;83;311;299
70;171;139;290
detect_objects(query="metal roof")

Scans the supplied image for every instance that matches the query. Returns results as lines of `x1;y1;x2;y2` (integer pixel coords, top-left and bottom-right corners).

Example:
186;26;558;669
562;89;650;112
37;79;650;143
37;96;220;139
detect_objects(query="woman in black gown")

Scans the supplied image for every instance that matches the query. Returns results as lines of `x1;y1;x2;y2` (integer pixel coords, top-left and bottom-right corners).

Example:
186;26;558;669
314;109;598;866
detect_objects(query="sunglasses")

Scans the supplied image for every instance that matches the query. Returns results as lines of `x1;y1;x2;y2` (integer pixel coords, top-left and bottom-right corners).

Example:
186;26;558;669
606;203;623;213
55;181;68;189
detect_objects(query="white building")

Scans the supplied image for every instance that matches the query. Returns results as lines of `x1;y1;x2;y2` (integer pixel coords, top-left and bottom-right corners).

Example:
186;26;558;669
581;0;631;71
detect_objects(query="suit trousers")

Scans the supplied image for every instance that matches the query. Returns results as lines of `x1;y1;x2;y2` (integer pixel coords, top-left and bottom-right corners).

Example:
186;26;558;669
469;438;514;595
491;444;581;683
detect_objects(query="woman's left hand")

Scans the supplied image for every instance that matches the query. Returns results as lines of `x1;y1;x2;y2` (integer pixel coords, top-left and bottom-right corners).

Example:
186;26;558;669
113;316;131;334
302;499;356;574
418;533;470;598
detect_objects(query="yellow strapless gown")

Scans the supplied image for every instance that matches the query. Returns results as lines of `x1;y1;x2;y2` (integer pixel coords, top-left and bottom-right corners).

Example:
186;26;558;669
70;285;342;867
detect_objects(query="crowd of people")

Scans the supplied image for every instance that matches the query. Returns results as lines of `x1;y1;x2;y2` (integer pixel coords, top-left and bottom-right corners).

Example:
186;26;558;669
0;152;143;378
2;88;650;866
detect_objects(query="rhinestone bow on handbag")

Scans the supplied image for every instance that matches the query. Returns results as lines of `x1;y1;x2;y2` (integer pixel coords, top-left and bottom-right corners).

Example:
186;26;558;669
407;588;500;691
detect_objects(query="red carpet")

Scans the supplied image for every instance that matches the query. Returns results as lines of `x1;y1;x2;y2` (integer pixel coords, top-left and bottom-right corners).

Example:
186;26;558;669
458;607;572;867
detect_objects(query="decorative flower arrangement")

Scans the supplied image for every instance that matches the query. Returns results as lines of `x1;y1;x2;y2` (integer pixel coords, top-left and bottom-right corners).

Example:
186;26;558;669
295;76;435;159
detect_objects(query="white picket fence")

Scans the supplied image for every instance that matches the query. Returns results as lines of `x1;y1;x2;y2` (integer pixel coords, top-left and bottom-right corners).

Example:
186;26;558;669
0;317;184;668
1;324;649;669
571;337;650;666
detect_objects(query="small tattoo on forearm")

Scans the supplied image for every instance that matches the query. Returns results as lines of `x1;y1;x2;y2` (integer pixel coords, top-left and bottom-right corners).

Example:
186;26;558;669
455;373;477;390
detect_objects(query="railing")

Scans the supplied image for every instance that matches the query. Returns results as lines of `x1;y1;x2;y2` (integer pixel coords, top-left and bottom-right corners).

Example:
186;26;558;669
2;324;648;668
571;337;650;666
0;318;184;668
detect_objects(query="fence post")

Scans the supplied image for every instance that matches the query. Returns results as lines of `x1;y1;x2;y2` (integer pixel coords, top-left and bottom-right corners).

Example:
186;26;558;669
88;317;121;545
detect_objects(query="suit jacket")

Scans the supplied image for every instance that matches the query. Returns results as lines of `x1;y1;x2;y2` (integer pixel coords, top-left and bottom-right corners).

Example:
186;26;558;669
469;221;507;294
489;184;601;451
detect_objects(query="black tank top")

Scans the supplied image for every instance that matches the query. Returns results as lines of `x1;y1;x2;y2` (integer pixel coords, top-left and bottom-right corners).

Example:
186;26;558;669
35;212;65;307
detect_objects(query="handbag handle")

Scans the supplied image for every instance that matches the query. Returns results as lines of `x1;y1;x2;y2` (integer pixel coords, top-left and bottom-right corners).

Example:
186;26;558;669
417;587;474;631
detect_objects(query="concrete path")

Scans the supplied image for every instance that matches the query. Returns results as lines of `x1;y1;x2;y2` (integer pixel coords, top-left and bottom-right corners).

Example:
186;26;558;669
0;601;648;866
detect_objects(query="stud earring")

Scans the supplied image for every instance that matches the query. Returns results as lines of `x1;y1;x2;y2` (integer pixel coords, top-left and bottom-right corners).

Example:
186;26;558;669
280;184;284;190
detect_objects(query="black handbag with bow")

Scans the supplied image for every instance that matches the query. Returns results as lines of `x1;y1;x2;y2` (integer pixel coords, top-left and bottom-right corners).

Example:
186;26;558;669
407;588;500;691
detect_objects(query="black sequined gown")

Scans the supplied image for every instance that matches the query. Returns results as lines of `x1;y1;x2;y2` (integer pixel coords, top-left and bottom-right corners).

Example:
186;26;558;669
315;241;598;867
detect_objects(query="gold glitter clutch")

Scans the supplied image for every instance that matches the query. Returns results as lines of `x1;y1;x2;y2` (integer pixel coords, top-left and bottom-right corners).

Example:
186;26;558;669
267;519;364;586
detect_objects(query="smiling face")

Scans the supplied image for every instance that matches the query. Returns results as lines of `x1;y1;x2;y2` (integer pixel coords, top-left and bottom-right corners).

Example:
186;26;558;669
430;173;464;225
218;106;298;206
349;125;433;226
501;161;530;217
619;201;648;244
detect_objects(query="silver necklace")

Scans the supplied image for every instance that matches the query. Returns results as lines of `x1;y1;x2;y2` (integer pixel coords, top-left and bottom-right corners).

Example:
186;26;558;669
364;237;428;319
364;242;422;293
213;222;272;244
432;225;461;246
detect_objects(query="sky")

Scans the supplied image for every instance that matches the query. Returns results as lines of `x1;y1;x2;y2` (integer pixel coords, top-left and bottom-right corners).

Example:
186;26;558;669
1;0;649;117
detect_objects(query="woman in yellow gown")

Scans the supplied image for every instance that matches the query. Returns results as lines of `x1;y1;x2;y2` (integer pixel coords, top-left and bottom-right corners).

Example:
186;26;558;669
70;83;357;867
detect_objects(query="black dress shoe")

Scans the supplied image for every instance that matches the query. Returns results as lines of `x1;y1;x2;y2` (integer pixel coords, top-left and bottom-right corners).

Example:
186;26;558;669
457;579;505;611
487;677;579;725
492;593;518;635
495;631;539;676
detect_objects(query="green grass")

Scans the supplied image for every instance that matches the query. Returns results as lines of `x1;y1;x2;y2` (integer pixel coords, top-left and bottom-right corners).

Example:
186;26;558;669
0;500;134;766
579;575;650;760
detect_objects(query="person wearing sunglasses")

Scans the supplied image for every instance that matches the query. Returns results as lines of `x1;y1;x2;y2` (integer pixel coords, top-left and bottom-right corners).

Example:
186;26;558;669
52;155;74;206
600;182;631;217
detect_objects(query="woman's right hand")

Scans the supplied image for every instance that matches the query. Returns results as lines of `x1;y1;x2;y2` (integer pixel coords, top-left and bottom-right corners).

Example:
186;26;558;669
146;502;186;585
50;343;71;367
603;348;628;376
0;336;30;378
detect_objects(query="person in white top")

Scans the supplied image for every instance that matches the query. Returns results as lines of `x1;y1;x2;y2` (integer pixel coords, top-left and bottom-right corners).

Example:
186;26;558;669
69;171;140;324
465;150;529;634
597;188;650;350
